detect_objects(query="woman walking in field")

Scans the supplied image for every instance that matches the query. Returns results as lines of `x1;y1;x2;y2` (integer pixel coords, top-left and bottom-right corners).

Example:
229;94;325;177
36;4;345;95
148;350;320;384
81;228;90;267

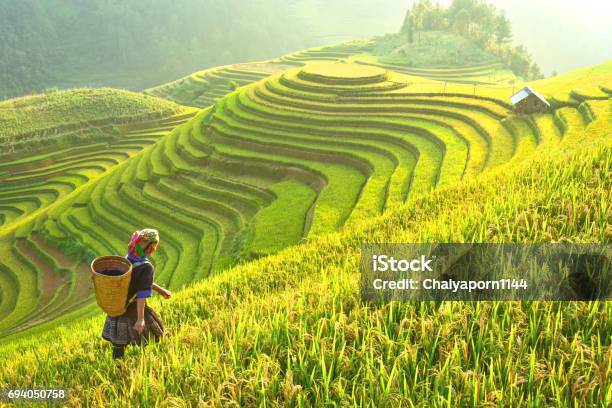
102;228;172;359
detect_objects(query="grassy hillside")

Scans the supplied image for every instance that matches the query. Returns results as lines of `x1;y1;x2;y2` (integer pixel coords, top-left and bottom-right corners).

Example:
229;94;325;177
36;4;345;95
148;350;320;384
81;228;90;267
348;31;518;87
531;61;612;105
0;121;609;405
1;88;182;153
370;31;499;68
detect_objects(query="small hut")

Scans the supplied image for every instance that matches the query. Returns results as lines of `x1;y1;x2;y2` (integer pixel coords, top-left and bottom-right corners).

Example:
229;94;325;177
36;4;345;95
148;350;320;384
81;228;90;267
510;86;550;114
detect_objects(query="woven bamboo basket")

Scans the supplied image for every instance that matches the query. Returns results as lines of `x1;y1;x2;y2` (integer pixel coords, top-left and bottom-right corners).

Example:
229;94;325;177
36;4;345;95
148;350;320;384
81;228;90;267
91;256;133;317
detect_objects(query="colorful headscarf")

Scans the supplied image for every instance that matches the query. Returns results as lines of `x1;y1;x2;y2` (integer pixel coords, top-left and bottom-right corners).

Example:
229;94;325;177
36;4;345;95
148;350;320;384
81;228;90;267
126;228;159;263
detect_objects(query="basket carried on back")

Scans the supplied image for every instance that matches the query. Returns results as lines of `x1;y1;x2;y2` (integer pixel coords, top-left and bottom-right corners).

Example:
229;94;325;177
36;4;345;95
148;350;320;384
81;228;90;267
91;256;132;317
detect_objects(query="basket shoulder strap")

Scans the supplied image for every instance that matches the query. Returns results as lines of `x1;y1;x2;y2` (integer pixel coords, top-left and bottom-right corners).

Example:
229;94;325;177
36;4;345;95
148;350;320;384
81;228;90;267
131;260;152;268
125;293;137;308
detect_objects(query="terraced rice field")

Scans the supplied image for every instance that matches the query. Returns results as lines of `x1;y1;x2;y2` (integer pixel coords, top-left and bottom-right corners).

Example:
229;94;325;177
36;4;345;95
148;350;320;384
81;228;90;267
144;41;374;109
146;37;518;113
200;62;608;242
279;41;374;65
0;111;196;230
0;88;182;153
0;110;197;337
1;60;610;342
145;62;297;108
353;58;517;86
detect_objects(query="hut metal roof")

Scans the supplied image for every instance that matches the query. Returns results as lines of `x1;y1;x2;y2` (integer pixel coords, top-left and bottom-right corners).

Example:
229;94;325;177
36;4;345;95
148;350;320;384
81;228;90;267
510;86;550;106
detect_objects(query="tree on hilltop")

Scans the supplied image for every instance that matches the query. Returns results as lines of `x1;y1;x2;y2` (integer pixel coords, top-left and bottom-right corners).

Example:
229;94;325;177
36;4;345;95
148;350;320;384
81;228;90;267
401;9;411;34
401;9;414;43
495;13;512;50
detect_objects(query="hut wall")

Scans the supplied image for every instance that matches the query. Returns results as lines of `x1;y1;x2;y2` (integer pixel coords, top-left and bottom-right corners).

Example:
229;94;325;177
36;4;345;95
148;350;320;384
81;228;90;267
515;95;548;114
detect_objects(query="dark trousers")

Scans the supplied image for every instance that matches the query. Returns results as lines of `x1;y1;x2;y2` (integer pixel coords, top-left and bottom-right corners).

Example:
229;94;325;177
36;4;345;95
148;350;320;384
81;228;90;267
112;344;126;359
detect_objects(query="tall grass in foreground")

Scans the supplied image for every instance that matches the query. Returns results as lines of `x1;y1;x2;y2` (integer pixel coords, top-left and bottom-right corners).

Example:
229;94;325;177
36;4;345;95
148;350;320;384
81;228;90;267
0;137;610;406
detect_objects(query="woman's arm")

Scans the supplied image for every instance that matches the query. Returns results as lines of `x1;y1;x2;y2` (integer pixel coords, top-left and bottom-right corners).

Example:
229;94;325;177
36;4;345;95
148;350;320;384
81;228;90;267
152;283;172;299
134;298;146;334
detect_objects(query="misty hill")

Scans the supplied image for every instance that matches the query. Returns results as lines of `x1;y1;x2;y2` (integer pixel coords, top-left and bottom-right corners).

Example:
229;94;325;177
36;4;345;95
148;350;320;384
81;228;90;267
0;0;317;99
